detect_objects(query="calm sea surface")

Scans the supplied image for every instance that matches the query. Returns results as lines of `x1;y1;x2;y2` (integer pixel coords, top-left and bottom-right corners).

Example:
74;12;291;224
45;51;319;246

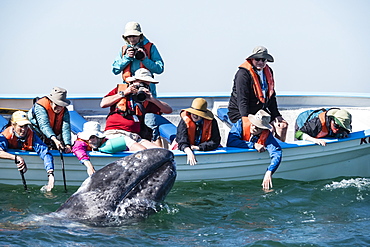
1;176;369;246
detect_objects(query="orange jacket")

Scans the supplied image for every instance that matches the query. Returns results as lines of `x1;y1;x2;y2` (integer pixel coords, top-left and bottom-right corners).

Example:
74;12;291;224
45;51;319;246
316;112;329;138
241;117;270;146
239;60;275;104
180;111;212;145
115;84;148;116
36;97;65;136
2;126;34;150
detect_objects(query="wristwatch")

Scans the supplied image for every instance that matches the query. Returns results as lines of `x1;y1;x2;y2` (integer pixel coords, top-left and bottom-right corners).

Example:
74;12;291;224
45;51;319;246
119;91;125;97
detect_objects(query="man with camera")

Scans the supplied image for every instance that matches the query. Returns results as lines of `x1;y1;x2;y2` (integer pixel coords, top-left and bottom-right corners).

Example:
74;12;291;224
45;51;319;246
101;68;172;151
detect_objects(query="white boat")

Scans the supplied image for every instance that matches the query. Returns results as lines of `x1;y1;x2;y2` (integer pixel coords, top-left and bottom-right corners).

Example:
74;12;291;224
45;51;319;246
1;92;370;186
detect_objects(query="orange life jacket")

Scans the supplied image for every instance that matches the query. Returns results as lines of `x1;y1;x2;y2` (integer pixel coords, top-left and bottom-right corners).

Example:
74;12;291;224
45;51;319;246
241;117;270;146
114;84;148;117
76;138;107;151
239;60;275;104
121;42;153;82
180;111;212;145
1;126;34;151
36;97;65;136
316;112;329;138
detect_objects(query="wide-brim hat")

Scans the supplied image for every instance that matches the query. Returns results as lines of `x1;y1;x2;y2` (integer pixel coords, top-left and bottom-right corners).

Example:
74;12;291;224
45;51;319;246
11;111;31;126
327;109;352;132
78;121;105;141
247;46;274;62
182;98;214;120
248;109;272;129
126;68;159;84
46;87;70;107
122;21;143;38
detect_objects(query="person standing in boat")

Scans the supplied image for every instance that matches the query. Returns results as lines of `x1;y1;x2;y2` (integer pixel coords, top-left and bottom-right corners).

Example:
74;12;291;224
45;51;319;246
112;21;164;147
0;111;55;191
295;108;352;146
72;121;127;176
28;87;72;153
101;68;172;151
227;109;282;191
227;46;288;142
173;98;221;166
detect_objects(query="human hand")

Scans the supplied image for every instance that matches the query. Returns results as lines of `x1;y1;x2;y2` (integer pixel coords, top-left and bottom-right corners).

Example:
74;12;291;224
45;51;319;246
254;143;266;152
191;145;200;151
15;156;27;173
314;138;327;146
184;147;197;166
262;170;273;191
64;145;72;153
46;173;54;192
126;47;136;58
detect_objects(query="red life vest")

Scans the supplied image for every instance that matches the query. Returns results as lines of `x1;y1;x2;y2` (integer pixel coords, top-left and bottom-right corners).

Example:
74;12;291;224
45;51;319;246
121;42;153;82
241;117;270;146
180;111;212;145
1;126;34;151
36;97;65;136
239;60;275;104
115;84;149;117
316;112;329;138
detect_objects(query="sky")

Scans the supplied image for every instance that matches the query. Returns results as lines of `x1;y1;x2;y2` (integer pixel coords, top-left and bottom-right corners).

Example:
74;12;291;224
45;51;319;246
1;0;370;97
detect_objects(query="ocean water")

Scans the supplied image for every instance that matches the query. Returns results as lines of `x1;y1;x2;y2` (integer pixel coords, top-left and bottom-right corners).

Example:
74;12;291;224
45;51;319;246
1;177;369;246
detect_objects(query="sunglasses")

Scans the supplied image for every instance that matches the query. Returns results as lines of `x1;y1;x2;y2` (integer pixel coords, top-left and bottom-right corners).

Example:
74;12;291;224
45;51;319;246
254;58;267;62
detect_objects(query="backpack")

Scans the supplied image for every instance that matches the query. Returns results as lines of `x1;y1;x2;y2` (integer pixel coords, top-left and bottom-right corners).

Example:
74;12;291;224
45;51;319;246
295;108;339;130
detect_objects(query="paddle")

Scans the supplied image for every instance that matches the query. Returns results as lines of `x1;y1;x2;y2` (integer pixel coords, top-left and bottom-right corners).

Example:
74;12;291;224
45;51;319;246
59;149;67;192
15;155;27;191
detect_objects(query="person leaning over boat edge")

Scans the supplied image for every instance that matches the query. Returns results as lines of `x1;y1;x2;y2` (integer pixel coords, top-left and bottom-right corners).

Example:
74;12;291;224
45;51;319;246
295;108;352;146
0;111;55;191
173;98;221;166
72;121;127;176
112;21;164;147
227;46;288;142
101;68;172;151
27;87;72;153
227;109;282;191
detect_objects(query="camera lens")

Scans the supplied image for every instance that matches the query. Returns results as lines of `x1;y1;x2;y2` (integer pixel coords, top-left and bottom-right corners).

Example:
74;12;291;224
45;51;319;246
135;51;145;60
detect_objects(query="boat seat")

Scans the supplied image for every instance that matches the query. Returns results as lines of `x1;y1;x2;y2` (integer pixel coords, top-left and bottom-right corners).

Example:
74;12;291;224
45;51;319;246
217;108;233;127
157;115;177;143
0;115;8;131
69;110;87;134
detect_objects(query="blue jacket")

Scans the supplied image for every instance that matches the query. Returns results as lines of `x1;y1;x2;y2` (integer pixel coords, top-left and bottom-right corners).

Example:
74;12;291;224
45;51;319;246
0;131;54;172
226;119;282;173
112;36;164;98
27;104;72;146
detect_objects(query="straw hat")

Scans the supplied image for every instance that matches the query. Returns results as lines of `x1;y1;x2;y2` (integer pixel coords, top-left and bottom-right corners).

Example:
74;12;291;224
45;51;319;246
122;21;143;38
182;98;214;120
46;87;70;107
11;111;31;126
248;109;272;129
126;68;159;84
247;46;274;62
327;109;352;132
78;121;105;141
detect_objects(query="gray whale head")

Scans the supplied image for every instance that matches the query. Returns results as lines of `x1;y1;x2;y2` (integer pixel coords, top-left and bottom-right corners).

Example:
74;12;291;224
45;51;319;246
55;148;176;226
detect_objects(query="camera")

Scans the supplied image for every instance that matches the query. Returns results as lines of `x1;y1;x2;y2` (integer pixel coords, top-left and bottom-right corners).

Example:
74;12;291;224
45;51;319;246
132;82;149;102
131;46;145;60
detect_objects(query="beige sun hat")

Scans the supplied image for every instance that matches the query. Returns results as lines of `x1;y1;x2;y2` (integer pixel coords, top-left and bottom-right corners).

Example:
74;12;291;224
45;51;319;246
46;87;70;107
78;121;105;141
122;21;143;38
247;46;274;62
126;68;159;84
248;109;272;129
11;111;31;126
182;98;214;120
327;109;352;132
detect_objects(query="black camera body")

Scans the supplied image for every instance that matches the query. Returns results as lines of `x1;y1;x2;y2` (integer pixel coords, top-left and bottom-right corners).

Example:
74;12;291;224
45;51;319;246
132;46;145;60
132;82;149;102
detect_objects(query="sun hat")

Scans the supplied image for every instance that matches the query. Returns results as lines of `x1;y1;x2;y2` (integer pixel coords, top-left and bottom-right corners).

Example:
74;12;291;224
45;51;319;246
46;87;70;107
327;109;352;132
126;68;159;84
248;109;272;129
182;98;214;120
11;111;31;126
78;121;105;141
122;21;143;38
247;46;274;62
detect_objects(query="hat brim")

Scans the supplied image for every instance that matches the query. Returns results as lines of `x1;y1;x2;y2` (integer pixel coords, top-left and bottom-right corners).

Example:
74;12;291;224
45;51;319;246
123;31;142;37
46;95;70;107
248;115;271;129
333;117;351;132
79;131;105;141
126;76;159;84
247;53;274;62
15;120;31;126
182;108;214;121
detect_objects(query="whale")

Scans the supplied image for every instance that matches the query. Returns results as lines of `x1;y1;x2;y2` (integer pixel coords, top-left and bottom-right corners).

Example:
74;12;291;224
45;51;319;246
54;148;176;226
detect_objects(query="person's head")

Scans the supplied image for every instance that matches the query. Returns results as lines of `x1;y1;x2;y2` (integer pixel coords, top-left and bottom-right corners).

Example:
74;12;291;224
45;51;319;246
122;21;143;45
46;87;70;113
11;111;31;138
78;121;105;149
247;46;274;70
248;110;272;135
327;109;352;138
126;68;159;86
182;98;214;123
